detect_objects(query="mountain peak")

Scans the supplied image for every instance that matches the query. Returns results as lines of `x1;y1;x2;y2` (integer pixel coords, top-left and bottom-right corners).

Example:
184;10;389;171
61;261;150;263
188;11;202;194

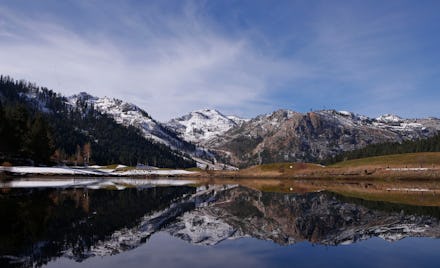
195;108;222;114
166;108;247;145
376;114;403;123
72;91;98;101
191;108;226;119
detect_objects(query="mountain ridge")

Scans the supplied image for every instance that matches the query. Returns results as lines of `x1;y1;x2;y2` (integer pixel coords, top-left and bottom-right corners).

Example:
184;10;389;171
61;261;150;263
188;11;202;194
67;93;234;169
178;108;440;167
3;75;440;169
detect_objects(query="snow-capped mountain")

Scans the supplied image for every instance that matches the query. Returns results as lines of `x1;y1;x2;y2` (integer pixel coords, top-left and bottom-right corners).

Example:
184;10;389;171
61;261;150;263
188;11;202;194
66;92;440;168
165;109;248;145
67;93;216;166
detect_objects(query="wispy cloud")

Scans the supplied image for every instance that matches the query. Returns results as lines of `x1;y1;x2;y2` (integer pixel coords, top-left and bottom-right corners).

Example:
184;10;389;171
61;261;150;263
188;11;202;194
0;3;309;120
293;2;440;117
0;1;439;120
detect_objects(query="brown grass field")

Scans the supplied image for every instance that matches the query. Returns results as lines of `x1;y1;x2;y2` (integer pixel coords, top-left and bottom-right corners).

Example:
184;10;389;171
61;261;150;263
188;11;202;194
195;152;440;180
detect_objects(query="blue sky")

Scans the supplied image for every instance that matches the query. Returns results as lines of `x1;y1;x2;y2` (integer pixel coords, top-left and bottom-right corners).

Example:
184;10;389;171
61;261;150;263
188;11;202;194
0;0;439;120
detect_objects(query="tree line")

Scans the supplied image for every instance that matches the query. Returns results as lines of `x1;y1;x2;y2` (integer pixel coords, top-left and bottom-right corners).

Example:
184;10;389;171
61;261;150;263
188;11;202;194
324;133;440;165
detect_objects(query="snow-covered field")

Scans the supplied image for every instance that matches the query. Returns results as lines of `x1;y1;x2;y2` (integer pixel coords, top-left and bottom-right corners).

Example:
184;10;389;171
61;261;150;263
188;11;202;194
0;165;198;190
0;166;198;177
386;168;430;171
1;166;104;175
385;187;433;192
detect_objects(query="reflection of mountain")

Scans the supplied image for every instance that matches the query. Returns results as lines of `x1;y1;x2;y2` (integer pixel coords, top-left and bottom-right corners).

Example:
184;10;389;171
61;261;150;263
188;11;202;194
167;187;440;246
2;185;440;267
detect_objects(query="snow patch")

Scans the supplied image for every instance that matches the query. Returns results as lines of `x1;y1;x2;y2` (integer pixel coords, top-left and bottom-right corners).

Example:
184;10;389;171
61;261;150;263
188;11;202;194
385;188;432;192
386;168;430;171
0;166;198;177
168;210;236;245
376;114;403;123
338;111;352;116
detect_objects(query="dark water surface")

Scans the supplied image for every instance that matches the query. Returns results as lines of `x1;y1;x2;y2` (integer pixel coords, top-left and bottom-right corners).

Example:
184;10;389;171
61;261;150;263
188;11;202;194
1;180;440;267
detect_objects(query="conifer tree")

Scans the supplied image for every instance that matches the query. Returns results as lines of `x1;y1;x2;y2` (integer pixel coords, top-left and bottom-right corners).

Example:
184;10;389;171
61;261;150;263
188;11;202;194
26;114;54;164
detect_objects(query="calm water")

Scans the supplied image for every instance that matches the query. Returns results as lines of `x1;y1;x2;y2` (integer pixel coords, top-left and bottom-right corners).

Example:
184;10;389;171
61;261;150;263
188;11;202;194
1;179;440;267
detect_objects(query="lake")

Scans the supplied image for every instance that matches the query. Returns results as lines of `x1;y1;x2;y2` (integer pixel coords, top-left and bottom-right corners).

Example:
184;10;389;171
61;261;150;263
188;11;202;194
1;178;440;267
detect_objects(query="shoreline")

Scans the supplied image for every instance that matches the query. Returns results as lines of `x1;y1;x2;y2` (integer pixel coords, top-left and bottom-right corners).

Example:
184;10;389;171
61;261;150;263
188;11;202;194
3;162;440;182
2;175;440;207
3;169;440;181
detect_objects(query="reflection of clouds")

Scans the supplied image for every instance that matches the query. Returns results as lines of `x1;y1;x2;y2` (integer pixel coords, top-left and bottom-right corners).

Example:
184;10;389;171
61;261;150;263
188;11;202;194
47;233;265;268
46;233;440;268
135;233;263;268
0;4;303;121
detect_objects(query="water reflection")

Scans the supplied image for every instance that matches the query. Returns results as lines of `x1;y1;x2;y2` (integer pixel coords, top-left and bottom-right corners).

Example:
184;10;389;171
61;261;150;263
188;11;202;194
1;184;440;267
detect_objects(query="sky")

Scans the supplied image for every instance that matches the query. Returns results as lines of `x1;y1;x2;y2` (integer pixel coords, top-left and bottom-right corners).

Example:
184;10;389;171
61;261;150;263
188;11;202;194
0;0;439;121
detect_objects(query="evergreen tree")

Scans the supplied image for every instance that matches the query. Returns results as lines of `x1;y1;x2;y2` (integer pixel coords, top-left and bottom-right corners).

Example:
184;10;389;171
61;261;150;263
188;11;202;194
0;101;4;148
325;134;440;164
25;114;54;165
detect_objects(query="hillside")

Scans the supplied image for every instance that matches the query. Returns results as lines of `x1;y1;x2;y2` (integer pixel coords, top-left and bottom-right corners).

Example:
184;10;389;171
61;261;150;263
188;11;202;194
0;76;195;168
325;133;440;164
68;93;216;166
330;152;440;168
202;109;440;168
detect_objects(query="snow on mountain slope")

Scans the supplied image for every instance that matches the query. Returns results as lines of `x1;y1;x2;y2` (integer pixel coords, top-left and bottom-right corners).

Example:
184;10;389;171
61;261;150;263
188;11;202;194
67;93;215;165
227;115;249;125
166;109;248;145
69;93;176;145
376;114;403;123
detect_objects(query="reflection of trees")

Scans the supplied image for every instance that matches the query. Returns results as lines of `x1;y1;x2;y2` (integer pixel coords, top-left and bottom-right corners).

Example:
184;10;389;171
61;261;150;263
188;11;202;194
0;186;195;267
